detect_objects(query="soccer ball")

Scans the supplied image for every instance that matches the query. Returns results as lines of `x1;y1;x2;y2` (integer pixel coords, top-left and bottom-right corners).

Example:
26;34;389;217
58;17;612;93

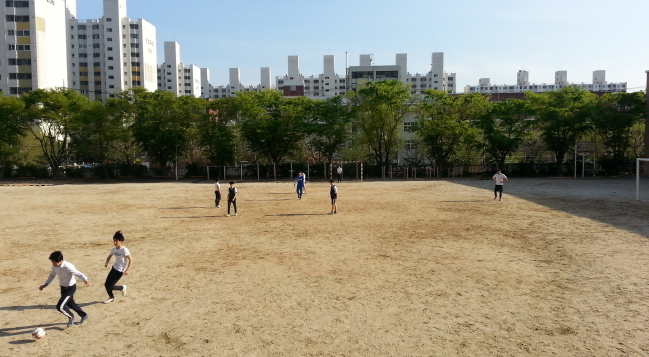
32;327;45;340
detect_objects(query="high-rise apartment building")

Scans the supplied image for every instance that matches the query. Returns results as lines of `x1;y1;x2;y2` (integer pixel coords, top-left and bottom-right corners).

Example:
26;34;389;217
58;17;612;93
276;55;347;98
0;0;73;95
463;70;627;94
157;41;202;97
67;0;156;101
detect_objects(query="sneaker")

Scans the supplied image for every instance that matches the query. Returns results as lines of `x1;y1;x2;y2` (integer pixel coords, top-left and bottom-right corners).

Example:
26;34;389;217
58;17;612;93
217;205;220;208
334;211;337;214
226;214;230;217
493;198;497;200
499;198;502;201
122;285;127;297
79;315;89;325
235;212;237;216
67;317;75;328
104;298;115;304
328;212;334;215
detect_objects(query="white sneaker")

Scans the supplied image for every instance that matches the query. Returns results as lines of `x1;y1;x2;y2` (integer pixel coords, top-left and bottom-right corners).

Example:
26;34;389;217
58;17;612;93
227;214;230;217
122;285;127;297
104;298;115;304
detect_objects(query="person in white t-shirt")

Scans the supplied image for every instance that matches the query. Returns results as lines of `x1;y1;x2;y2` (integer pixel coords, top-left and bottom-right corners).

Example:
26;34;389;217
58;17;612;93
103;231;133;303
39;251;91;328
337;166;343;183
491;169;508;201
214;178;221;208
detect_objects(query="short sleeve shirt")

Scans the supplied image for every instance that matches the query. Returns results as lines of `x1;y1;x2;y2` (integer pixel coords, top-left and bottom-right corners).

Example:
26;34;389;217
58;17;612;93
337;168;342;174
493;173;507;185
110;246;131;272
214;182;220;192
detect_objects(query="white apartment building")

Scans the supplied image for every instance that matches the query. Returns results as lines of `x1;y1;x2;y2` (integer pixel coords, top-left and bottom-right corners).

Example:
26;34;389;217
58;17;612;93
276;55;347;99
67;0;156;101
157;41;202;97
0;0;73;95
204;67;274;99
276;52;456;99
464;70;627;94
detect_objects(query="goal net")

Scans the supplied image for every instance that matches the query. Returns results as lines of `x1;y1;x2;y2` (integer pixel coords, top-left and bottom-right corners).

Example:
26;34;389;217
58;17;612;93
637;158;649;201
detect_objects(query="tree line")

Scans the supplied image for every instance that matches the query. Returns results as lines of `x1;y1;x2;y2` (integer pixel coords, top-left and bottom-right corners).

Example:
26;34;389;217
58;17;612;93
0;81;645;178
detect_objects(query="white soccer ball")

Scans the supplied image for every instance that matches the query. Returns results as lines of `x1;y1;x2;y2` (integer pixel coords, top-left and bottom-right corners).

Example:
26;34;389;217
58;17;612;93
32;327;45;340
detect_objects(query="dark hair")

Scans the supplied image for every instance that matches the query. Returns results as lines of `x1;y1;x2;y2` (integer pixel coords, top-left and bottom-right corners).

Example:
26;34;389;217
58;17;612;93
329;179;334;183
215;178;219;182
229;181;234;185
113;230;125;241
49;251;63;262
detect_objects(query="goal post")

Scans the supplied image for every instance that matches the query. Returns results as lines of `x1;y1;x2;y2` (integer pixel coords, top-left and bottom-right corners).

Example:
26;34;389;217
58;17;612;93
637;158;649;201
329;160;363;182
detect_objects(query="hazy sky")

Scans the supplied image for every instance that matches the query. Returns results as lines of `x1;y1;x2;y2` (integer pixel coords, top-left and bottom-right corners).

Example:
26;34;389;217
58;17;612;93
76;0;648;92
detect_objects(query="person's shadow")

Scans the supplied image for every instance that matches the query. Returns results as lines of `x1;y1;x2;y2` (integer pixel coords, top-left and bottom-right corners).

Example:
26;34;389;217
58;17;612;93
0;301;103;340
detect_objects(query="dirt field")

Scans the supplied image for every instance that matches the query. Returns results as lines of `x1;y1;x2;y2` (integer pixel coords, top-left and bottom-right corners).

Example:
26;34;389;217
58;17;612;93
0;178;647;356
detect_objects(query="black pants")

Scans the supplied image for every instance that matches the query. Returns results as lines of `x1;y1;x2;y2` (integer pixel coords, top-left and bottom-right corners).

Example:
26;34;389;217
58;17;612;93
337;173;342;183
57;284;86;319
215;191;221;207
104;267;124;299
228;197;237;214
494;185;503;198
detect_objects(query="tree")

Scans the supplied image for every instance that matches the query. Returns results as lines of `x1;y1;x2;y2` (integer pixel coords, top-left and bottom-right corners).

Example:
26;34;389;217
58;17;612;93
238;90;309;164
527;87;596;175
0;94;26;178
69;101;123;177
22;88;90;177
129;90;202;176
477;99;534;169
416;91;488;167
197;98;239;166
346;80;415;166
304;95;352;163
590;91;645;174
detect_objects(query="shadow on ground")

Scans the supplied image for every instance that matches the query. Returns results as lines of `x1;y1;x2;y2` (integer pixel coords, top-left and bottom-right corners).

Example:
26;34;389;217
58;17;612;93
450;177;649;238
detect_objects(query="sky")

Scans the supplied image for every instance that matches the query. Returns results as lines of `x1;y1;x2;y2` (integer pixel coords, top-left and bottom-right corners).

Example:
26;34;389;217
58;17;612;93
76;0;648;92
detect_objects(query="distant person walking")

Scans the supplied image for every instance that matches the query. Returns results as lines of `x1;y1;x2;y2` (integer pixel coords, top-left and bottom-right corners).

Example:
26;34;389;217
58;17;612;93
227;181;237;216
214;178;221;208
492;169;508;201
295;171;305;199
337;166;343;183
39;251;91;328
328;179;338;215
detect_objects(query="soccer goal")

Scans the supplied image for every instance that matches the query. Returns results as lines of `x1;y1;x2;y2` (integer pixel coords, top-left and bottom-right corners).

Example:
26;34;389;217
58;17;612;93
636;158;649;201
329;160;364;182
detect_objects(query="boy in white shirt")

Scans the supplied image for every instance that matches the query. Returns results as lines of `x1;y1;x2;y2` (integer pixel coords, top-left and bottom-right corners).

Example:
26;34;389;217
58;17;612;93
103;231;133;303
491;169;508;201
39;251;91;328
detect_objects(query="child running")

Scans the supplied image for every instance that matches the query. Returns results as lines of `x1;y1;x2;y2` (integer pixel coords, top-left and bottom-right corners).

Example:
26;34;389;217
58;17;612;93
39;251;91;328
227;181;237;216
103;230;133;304
295;171;305;199
328;179;338;215
214;178;221;208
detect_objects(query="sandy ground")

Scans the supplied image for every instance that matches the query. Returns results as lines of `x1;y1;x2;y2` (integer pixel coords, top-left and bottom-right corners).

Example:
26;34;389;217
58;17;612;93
0;178;647;356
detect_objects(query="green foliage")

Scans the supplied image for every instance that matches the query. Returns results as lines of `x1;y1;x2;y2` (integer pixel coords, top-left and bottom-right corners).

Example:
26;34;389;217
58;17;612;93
198;100;236;165
304;95;352;162
527;87;596;175
238;90;309;164
590;91;645;174
21;88;91;176
416;91;488;166
0;93;26;178
476;99;534;169
346;80;414;166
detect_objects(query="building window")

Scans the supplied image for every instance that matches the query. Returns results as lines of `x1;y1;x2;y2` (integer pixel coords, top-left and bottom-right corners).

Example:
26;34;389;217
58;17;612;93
108;66;113;70
130;43;139;48
9;87;31;94
92;43;100;48
6;1;30;7
16;44;30;50
107;57;113;60
106;18;112;22
92;34;100;39
7;44;15;51
130;34;139;39
131;62;140;67
8;58;31;65
107;38;112;41
130;24;139;29
107;28;112;32
403;122;413;133
108;76;114;79
92;24;100;30
107;47;113;51
6;15;29;22
93;53;100;58
109;85;115;88
9;73;32;79
77;34;87;39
